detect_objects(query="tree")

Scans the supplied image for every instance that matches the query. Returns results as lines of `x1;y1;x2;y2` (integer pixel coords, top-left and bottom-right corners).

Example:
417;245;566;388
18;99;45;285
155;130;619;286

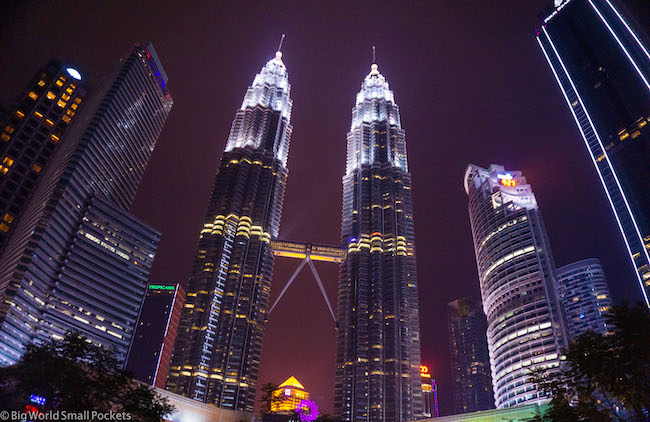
0;332;175;421
530;303;650;421
259;382;286;414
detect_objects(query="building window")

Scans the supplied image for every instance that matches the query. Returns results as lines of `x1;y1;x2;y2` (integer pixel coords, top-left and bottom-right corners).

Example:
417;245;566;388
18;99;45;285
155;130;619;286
46;91;56;100
28;92;38;100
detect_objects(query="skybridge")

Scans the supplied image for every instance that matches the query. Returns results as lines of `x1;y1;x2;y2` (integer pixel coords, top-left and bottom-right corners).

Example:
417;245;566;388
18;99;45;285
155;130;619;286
269;240;346;323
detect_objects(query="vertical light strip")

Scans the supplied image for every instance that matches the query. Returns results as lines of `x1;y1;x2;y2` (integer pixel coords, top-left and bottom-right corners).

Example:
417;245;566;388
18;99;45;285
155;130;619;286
603;0;650;61
588;0;650;91
537;32;650;307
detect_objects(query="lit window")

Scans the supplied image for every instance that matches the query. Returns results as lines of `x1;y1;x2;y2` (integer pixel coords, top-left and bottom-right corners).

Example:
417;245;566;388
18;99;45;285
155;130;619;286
59;76;66;82
15;110;25;119
32;164;42;173
28;92;38;100
45;119;54;127
66;109;75;117
5;126;14;134
69;83;76;89
3;157;14;166
55;80;63;87
34;111;43;119
61;93;70;101
65;87;73;95
620;133;629;140
74;97;82;104
50;134;59;143
0;223;9;232
37;80;45;87
57;100;66;108
61;115;71;124
1;134;9;142
71;103;78;110
631;130;641;139
597;294;607;300
3;214;13;223
46;91;56;100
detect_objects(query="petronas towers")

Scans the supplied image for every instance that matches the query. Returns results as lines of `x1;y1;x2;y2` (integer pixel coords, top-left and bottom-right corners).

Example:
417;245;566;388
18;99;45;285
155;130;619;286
168;50;422;422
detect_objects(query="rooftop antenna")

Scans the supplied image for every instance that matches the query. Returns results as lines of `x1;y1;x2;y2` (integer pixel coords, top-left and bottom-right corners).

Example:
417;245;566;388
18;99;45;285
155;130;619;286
372;45;376;63
278;34;286;52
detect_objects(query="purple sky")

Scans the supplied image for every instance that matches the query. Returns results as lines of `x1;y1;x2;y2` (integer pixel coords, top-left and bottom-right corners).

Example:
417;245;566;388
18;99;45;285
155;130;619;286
1;0;646;416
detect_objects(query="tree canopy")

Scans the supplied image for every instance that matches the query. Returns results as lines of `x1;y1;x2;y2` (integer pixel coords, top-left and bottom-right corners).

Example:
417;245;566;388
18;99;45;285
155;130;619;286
0;332;175;421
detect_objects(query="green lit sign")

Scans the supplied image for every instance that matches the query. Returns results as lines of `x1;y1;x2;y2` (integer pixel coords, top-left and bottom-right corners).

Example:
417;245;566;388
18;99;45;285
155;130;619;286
149;284;175;291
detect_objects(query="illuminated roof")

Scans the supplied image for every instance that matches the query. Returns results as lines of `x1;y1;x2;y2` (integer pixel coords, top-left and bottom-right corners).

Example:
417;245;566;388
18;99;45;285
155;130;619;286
278;376;305;390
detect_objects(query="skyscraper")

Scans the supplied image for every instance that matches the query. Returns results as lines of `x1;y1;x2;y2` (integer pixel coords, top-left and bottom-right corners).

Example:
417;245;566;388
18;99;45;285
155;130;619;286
447;296;494;414
167;50;292;412
536;0;650;307
0;61;87;253
420;365;437;418
335;62;422;422
557;258;614;339
127;282;186;388
464;164;567;409
0;43;172;366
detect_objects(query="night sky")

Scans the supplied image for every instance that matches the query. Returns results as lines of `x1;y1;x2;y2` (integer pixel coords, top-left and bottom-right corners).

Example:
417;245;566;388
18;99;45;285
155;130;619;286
1;0;647;416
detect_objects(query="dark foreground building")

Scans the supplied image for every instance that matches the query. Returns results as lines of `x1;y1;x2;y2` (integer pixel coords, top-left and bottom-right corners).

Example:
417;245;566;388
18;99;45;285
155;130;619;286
537;0;650;307
0;61;87;254
0;43;172;365
127;282;185;388
334;62;422;422
447;297;494;414
167;50;293;412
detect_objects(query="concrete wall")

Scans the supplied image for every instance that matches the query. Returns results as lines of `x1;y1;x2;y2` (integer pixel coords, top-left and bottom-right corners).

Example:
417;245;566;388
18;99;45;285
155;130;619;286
155;387;254;422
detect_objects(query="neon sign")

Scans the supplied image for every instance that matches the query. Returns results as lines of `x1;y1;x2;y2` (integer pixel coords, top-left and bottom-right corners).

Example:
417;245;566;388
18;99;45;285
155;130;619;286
149;284;175;291
420;365;429;374
500;179;517;187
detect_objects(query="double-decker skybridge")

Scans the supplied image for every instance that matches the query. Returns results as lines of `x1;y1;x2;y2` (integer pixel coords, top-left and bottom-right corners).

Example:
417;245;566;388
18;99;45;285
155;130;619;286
269;240;346;323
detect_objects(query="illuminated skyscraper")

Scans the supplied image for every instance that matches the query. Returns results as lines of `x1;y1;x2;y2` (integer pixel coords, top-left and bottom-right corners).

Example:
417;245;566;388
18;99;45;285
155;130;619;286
127;282;186;388
557;258;614;339
0;61;87;254
167;50;292;412
537;0;650;307
0;43;172;366
447;296;494;414
335;62;422;422
464;164;567;409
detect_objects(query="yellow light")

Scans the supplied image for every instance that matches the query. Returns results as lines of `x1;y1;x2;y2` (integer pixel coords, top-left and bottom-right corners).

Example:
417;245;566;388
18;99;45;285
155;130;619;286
50;134;59;143
500;179;517;187
46;91;56;100
28;91;38;100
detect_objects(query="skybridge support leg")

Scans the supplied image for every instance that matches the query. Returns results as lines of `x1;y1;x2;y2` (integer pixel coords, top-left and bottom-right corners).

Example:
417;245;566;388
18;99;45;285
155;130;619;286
307;259;337;323
268;258;308;316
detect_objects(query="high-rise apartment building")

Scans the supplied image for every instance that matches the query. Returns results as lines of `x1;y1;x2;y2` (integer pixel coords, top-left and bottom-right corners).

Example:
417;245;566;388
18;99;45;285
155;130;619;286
557;258;614;339
447;297;494;414
334;63;422;422
167;50;292;411
420;365;438;418
127;282;186;387
0;43;172;366
536;0;650;307
464;164;567;409
0;61;87;253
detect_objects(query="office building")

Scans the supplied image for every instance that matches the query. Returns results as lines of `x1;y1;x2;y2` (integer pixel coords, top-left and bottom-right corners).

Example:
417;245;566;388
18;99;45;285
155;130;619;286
537;0;650;307
421;365;438;418
127;282;186;387
557;258;614;338
335;62;422;421
271;376;310;414
464;164;567;408
167;50;293;412
447;297;494;414
0;43;172;366
0;61;87;253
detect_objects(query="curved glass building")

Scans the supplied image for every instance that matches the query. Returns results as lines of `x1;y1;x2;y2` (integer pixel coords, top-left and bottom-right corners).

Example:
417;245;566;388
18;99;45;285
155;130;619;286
167;51;292;411
464;164;567;408
557;258;613;338
335;63;422;421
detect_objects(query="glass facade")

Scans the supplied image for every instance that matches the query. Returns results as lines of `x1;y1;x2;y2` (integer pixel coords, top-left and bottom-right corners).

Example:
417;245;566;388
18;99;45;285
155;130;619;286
166;51;292;412
464;165;567;409
126;282;186;388
0;61;87;254
556;258;613;339
447;297;494;414
335;63;422;422
537;0;650;307
0;43;172;366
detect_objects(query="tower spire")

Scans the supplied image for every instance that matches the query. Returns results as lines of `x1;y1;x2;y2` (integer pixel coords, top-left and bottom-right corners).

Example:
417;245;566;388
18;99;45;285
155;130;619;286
370;46;379;75
275;34;286;61
278;34;285;52
372;45;376;64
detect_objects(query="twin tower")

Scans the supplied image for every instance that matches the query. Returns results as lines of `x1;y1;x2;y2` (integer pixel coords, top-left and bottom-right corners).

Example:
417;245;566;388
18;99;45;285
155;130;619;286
166;50;423;421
